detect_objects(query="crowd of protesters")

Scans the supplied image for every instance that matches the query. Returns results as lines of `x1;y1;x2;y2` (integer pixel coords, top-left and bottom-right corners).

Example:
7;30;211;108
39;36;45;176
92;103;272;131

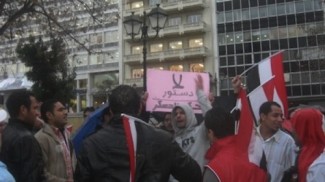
0;75;324;182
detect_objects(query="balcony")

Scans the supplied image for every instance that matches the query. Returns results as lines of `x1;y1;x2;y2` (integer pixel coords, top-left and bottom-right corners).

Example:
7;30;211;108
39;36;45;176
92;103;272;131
75;62;119;73
123;0;205;16
124;21;206;40
124;78;143;87
124;46;208;63
163;0;206;12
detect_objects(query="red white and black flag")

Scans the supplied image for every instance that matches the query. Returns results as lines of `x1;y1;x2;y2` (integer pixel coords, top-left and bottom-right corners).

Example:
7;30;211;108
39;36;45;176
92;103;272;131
122;114;138;182
245;51;288;124
234;88;268;172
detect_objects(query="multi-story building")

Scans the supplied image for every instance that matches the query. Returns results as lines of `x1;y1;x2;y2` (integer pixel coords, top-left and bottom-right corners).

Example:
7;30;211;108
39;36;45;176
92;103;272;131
2;0;323;113
0;0;120;112
119;0;217;90
216;0;325;107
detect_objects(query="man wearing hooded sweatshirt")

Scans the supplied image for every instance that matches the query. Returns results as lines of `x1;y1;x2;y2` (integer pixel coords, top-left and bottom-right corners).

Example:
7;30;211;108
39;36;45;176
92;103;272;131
171;75;211;172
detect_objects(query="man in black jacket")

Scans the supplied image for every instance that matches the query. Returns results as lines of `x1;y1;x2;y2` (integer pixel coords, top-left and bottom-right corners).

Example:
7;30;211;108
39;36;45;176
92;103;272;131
0;91;45;182
75;85;202;182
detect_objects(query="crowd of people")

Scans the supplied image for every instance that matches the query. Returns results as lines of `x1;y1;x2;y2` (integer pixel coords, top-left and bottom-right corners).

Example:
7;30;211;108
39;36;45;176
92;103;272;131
0;75;324;182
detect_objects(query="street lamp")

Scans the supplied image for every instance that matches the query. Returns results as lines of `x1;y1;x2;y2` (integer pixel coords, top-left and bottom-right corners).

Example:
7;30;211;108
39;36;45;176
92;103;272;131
123;4;168;91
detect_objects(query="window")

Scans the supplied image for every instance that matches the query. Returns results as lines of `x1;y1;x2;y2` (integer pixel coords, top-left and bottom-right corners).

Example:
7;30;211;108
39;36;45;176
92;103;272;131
90;33;102;44
314;0;322;11
150;43;163;52
233;10;241;21
149;66;164;70
295;1;304;13
189;38;203;48
288;25;297;37
168;17;181;27
93;72;118;91
286;2;295;14
17;63;30;74
226;33;234;44
79;79;88;89
77;35;88;44
259;6;268;17
269;28;279;39
228;56;235;65
132;46;143;54
187;14;202;24
242;9;250;20
277;4;285;15
218;34;226;45
268;4;277;16
104;51;119;63
244;31;251;42
6;64;16;77
217;12;225;23
132;68;143;78
90;54;103;65
190;63;204;72
105;31;118;43
131;1;143;9
304;0;314;11
278;27;288;38
170;65;183;72
169;41;183;50
237;55;244;65
260;29;269;40
220;57;227;66
149;0;160;7
250;7;259;19
75;55;88;66
235;32;243;43
225;11;233;22
252;30;261;41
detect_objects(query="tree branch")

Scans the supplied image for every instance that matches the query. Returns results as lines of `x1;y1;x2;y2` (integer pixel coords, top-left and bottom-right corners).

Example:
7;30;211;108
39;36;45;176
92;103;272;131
0;1;35;36
32;4;92;54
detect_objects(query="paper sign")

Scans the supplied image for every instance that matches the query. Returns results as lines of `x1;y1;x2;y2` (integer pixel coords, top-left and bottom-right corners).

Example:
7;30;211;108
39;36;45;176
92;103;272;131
146;69;210;113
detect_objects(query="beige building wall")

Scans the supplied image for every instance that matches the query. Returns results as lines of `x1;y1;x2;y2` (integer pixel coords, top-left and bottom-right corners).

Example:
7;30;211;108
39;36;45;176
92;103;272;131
120;0;217;91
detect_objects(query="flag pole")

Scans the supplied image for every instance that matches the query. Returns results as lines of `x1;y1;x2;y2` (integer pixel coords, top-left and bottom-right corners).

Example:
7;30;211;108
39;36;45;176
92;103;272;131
239;50;285;77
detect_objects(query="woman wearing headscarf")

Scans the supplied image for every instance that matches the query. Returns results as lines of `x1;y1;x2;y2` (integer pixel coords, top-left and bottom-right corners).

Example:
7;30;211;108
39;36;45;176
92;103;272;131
291;108;325;181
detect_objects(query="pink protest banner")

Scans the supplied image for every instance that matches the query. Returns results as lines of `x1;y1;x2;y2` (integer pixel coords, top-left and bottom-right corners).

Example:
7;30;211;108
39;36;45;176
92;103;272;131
146;69;210;113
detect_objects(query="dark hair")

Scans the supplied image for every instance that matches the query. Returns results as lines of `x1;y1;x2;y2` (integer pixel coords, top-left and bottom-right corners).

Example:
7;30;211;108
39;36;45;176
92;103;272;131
83;107;95;118
41;99;60;123
259;101;281;116
6;90;35;118
109;85;140;115
204;107;235;138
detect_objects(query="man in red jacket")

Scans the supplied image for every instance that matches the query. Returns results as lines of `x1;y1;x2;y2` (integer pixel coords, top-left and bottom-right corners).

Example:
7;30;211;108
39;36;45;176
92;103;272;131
203;78;268;182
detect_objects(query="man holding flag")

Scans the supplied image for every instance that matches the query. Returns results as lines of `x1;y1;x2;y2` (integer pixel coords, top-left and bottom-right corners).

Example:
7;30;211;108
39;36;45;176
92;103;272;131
75;85;202;182
242;51;297;181
203;76;268;181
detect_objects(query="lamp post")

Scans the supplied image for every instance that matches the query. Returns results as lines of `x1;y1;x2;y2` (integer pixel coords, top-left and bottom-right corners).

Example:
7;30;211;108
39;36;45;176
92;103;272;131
123;4;168;91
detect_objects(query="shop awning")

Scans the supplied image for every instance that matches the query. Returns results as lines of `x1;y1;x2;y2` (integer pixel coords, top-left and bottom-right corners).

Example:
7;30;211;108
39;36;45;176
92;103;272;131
0;76;33;92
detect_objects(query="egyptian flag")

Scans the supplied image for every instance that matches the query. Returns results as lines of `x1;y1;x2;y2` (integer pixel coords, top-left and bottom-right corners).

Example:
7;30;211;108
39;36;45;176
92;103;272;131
121;114;138;182
233;88;268;178
122;114;152;182
246;51;288;125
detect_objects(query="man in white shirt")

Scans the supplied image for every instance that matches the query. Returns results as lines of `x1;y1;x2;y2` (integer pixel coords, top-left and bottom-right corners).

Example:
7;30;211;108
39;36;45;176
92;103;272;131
256;101;297;182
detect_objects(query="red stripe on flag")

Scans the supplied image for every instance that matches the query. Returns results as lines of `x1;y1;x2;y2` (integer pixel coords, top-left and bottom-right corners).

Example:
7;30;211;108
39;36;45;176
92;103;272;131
262;78;275;101
123;116;136;182
236;88;255;161
270;52;288;118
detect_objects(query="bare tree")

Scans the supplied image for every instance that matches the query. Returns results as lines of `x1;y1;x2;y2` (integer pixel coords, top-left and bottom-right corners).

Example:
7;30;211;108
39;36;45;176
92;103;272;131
0;0;119;55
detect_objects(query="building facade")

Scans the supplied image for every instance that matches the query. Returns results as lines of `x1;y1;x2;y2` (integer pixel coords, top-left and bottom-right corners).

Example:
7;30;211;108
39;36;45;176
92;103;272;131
216;0;325;107
120;0;217;90
2;0;324;112
0;0;120;112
